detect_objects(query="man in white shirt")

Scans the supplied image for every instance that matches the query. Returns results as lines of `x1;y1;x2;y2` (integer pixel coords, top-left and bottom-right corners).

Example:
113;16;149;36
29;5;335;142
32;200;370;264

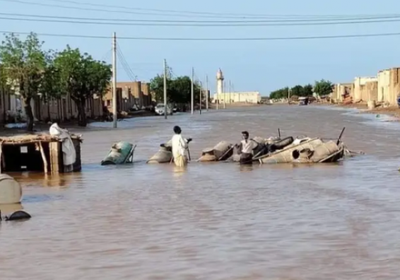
236;131;258;164
170;126;192;167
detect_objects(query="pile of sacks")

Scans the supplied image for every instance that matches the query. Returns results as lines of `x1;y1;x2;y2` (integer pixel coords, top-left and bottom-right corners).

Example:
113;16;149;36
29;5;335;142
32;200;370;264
291;140;342;163
261;137;343;164
198;141;233;162
147;140;173;164
231;136;294;162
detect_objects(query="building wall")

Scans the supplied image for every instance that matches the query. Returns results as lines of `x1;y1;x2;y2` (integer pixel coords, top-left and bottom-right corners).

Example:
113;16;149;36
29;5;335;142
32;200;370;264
1;92;104;124
103;81;155;112
389;68;400;105
377;68;400;105
213;92;261;103
377;70;390;103
353;77;377;101
141;82;152;106
364;81;378;102
331;83;353;102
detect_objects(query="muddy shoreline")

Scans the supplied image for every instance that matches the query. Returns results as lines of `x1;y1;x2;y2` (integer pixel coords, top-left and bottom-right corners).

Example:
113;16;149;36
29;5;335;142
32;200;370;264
317;102;400;122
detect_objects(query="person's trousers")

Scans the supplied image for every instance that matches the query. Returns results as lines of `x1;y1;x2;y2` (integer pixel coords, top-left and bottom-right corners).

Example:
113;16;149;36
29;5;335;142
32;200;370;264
239;153;253;164
174;154;188;167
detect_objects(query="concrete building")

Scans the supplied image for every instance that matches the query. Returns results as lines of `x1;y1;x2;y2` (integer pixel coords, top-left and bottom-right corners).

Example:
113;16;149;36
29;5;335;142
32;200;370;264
331;83;353;102
353;76;377;102
0;90;103;124
213;69;261;104
103;81;152;113
377;68;400;105
213;91;261;104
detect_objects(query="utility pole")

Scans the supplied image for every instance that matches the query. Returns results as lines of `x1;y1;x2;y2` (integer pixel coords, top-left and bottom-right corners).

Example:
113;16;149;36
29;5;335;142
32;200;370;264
163;59;167;119
199;82;202;115
206;75;209;111
112;32;117;128
288;87;291;104
191;67;194;114
223;81;226;109
229;80;231;104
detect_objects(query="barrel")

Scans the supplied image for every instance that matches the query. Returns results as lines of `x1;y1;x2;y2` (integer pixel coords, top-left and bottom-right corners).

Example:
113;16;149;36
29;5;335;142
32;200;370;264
367;100;376;110
0;174;22;204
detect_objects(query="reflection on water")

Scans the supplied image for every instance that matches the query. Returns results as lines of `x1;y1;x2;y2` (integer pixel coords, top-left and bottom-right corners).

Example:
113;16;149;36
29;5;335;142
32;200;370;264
0;203;23;213
1;105;400;279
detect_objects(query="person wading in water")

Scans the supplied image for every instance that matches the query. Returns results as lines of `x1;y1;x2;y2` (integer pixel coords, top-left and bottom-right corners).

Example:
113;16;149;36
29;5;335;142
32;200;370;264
236;131;258;164
169;125;192;167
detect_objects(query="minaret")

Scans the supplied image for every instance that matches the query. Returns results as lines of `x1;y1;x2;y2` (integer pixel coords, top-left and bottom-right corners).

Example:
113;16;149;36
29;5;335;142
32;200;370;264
216;68;224;96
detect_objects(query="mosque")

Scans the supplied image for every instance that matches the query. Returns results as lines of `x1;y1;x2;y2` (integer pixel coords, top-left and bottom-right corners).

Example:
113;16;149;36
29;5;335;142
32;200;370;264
212;69;261;104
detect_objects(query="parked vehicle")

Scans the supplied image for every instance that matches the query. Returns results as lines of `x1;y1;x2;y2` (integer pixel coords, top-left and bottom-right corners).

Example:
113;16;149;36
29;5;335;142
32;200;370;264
154;103;173;116
299;97;309;105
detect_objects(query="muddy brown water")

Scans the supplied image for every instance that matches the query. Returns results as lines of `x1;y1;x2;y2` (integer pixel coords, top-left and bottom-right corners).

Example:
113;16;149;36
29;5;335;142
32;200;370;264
1;105;400;280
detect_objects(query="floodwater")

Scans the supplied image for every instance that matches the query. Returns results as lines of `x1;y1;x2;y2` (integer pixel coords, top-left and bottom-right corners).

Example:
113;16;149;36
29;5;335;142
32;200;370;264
1;105;400;280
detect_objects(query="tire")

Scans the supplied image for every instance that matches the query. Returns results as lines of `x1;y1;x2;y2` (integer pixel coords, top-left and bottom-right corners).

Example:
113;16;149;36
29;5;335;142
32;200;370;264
271;136;294;150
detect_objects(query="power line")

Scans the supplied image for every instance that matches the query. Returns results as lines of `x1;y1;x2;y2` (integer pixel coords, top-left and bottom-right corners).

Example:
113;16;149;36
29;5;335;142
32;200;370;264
1;30;400;41
25;0;398;19
2;0;400;20
116;43;137;81
1;12;400;26
1;17;400;27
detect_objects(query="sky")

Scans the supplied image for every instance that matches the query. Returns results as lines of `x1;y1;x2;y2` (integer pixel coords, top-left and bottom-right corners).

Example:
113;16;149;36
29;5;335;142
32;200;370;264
1;0;400;96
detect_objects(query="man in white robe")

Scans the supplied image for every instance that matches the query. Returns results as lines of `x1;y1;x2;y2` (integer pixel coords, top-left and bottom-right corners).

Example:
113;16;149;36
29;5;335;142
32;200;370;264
170;126;192;167
49;123;76;171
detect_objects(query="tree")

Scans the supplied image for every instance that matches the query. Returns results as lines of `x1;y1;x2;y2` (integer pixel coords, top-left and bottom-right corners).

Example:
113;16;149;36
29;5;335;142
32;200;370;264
39;50;63;103
314;79;333;96
269;87;289;99
150;73;201;105
0;64;10;123
54;46;111;126
303;84;313;96
150;74;174;103
0;32;48;131
170;76;201;104
290;85;304;97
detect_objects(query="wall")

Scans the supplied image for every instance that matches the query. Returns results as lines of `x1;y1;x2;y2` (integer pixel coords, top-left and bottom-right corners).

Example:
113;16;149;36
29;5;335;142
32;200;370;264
353;77;377;101
377;70;390;103
331;83;353;102
389;68;400;105
1;92;103;124
141;83;152;106
364;81;378;102
213;92;261;103
377;68;400;105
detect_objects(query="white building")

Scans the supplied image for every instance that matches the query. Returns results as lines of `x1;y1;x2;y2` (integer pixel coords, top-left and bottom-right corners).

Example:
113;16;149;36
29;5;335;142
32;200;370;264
212;69;261;104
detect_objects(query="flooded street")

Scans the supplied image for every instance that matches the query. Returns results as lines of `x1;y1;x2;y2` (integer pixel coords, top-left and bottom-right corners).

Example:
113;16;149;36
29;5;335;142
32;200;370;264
1;105;400;280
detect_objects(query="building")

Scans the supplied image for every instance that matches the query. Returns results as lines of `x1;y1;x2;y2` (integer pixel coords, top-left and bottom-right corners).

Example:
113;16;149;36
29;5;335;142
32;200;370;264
331;83;353;102
212;69;261;104
377;68;400;105
353;76;378;102
103;81;152;113
0;90;103;124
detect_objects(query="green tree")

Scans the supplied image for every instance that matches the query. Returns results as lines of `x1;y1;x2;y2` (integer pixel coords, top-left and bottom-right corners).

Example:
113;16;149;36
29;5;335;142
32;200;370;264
0;32;48;131
150;74;174;103
38;50;63;103
54;46;111;126
303;84;313;96
170;76;201;104
0;64;10;123
150;74;201;105
290;85;304;97
269;87;289;99
314;79;333;96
